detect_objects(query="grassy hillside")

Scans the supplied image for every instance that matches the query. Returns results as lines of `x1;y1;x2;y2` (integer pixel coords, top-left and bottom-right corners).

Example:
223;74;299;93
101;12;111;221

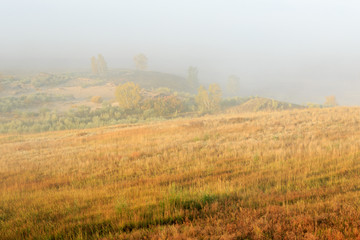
0;69;192;125
1;107;360;239
226;97;304;113
107;69;190;92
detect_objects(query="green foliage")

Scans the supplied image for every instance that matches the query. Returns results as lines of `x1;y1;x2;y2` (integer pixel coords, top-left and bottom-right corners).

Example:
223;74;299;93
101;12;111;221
0;105;127;133
31;73;70;88
0;83;234;134
0;93;73;113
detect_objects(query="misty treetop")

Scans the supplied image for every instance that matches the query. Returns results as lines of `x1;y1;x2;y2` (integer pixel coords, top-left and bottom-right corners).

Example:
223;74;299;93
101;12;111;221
91;54;108;75
187;66;199;91
133;53;148;71
227;75;240;97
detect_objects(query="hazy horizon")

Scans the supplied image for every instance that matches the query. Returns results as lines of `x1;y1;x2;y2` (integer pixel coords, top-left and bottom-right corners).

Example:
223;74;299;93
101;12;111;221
1;0;360;105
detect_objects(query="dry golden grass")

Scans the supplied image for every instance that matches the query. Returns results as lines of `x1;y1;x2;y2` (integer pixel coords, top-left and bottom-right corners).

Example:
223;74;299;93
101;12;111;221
1;107;360;239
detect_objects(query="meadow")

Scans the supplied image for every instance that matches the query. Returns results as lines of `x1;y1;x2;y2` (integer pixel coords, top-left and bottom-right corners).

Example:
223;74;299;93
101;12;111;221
1;107;360;239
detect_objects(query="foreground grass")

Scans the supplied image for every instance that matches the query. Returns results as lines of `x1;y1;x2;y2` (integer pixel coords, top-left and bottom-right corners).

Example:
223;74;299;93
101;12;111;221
1;107;360;239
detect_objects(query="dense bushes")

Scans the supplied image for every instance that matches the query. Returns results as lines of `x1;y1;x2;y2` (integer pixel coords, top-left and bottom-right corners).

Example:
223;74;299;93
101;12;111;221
0;105;123;133
0;86;249;133
31;74;70;88
142;96;184;117
0;103;179;133
0;93;74;113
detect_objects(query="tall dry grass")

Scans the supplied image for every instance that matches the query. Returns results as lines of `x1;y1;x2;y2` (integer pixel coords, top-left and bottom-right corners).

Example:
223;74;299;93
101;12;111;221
1;107;360;239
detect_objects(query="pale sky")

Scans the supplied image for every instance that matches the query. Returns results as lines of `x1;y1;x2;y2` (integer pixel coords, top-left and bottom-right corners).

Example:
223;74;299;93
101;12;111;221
1;0;360;104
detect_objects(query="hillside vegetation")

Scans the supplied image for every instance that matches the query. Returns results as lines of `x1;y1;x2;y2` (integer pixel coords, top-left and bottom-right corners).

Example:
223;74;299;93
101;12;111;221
1;107;360;239
226;97;304;113
108;69;190;92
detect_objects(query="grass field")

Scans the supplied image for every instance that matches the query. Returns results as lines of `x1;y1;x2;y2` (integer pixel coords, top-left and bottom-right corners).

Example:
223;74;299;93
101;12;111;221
1;107;360;239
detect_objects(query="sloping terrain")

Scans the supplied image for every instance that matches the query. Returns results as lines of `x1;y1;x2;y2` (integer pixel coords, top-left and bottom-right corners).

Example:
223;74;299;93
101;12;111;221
226;97;305;114
1;107;360;239
0;69;191;114
107;69;190;92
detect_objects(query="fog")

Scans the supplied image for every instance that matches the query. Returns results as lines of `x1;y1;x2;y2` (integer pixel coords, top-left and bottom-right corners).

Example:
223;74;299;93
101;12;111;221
1;0;360;105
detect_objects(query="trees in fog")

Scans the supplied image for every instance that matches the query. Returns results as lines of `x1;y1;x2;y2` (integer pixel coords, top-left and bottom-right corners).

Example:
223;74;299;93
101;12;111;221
196;84;222;113
227;75;240;96
91;57;98;74
115;82;142;109
91;54;108;75
97;54;108;73
134;54;148;70
324;96;338;107
187;66;199;91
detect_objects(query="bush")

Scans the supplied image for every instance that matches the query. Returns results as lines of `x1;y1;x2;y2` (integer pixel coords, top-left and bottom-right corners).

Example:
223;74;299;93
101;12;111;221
115;82;142;109
91;96;103;104
142;95;184;117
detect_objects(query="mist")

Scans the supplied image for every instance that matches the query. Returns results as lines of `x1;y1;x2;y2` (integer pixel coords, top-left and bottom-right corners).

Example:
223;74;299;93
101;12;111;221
1;0;360;105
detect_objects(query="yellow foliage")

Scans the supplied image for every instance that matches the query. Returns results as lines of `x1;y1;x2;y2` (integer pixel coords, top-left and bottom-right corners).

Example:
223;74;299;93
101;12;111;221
91;96;103;104
196;84;222;113
325;95;338;107
115;82;141;109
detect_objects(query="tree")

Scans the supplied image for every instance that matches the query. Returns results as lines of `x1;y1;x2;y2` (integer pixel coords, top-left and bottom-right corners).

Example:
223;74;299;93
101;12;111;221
134;54;148;70
187;66;199;90
324;96;338;107
97;54;108;73
209;83;222;111
227;75;240;96
195;84;222;113
115;82;142;109
91;54;108;74
195;85;210;113
91;56;98;74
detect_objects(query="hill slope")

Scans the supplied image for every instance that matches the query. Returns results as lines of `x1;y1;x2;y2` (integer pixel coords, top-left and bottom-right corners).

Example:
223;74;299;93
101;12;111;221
107;69;190;92
1;107;360;239
226;97;304;113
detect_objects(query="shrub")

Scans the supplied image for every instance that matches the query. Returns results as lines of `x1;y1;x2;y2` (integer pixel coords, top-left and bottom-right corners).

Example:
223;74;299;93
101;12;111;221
91;96;103;104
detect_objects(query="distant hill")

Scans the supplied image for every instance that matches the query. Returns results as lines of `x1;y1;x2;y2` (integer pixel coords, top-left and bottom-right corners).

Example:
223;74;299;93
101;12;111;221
226;97;304;113
107;69;191;92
